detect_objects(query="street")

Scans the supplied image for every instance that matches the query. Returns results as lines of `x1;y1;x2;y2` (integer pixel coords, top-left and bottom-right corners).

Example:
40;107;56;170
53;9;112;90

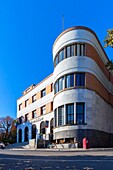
0;149;113;170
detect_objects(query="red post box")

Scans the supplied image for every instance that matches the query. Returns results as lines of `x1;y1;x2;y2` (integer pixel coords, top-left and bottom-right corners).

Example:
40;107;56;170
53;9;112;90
83;137;89;149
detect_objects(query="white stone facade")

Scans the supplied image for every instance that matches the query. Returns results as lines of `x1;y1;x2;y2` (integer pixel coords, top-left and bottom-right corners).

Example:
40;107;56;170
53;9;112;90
17;26;113;147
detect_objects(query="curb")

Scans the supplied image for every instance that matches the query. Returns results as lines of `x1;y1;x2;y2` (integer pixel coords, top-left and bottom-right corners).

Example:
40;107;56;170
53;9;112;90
9;148;113;152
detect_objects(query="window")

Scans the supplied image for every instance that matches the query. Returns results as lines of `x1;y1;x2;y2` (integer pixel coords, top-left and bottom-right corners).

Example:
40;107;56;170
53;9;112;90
41;88;46;97
32;110;37;118
54;43;85;68
19;117;22;124
59;49;64;62
41;106;46;115
55;55;59;66
66;104;74;125
80;44;85;56
54;81;58;94
25;99;29;107
25;114;29;122
70;45;74;56
58;105;64;126
32;94;36;103
54;109;57;127
40;121;45;134
76;73;85;86
19;104;22;111
76;44;80;56
58;77;64;91
65;74;74;88
18;116;24;124
66;46;71;58
54;72;86;95
76;44;85;56
76;103;85;124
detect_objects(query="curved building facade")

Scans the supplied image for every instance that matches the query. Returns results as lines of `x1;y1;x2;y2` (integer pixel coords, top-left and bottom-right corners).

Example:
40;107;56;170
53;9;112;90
17;26;113;148
52;26;113;147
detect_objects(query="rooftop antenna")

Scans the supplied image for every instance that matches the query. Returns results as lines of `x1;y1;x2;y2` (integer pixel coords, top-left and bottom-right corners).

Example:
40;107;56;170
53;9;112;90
62;15;64;31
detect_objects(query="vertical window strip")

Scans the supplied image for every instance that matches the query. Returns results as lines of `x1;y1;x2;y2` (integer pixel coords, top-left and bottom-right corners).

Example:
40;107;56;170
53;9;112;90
41;106;46;115
75;44;77;56
19;103;22;110
66;46;71;58
59;77;64;91
66;104;74;125
54;109;57;127
41;88;46;97
76;73;85;86
56;55;59;66
32;94;36;103
58;106;64;126
70;45;74;56
81;44;85;56
25;99;29;107
32;110;37;118
74;44;76;56
59;49;64;62
25;114;28;122
76;103;85;124
77;44;80;56
54;81;59;94
65;74;74;88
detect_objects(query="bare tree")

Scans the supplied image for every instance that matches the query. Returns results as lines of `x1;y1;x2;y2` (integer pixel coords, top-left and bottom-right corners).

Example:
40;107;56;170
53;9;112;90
0;116;14;139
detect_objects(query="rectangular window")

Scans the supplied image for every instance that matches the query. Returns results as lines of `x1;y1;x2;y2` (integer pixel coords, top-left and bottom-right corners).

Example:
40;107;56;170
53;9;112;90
54;81;59;94
55;55;59;66
75;44;85;56
59;49;64;62
66;104;74;125
76;103;85;124
51;102;53;111
58;77;64;91
80;44;85;56
25;99;29;107
77;44;80;56
75;44;77;56
41;106;46;115
25;113;29;122
76;73;85;86
70;45;74;56
65;74;74;88
41;88;46;97
32;94;36;103
32;110;37;118
19;117;21;124
54;109;57;127
66;46;71;58
19;104;22;111
58;105;64;126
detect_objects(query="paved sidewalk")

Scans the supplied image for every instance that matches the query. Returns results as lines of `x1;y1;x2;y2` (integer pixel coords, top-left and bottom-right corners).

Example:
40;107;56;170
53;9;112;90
10;147;113;152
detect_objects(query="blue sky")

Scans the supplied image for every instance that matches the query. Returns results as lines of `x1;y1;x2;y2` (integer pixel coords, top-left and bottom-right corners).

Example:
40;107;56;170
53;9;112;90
0;0;112;118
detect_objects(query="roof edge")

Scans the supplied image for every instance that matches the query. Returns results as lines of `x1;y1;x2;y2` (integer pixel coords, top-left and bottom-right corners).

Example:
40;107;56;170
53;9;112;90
53;26;109;62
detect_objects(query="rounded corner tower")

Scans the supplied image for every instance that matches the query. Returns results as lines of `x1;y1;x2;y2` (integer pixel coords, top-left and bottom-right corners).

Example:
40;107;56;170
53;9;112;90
52;26;113;147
